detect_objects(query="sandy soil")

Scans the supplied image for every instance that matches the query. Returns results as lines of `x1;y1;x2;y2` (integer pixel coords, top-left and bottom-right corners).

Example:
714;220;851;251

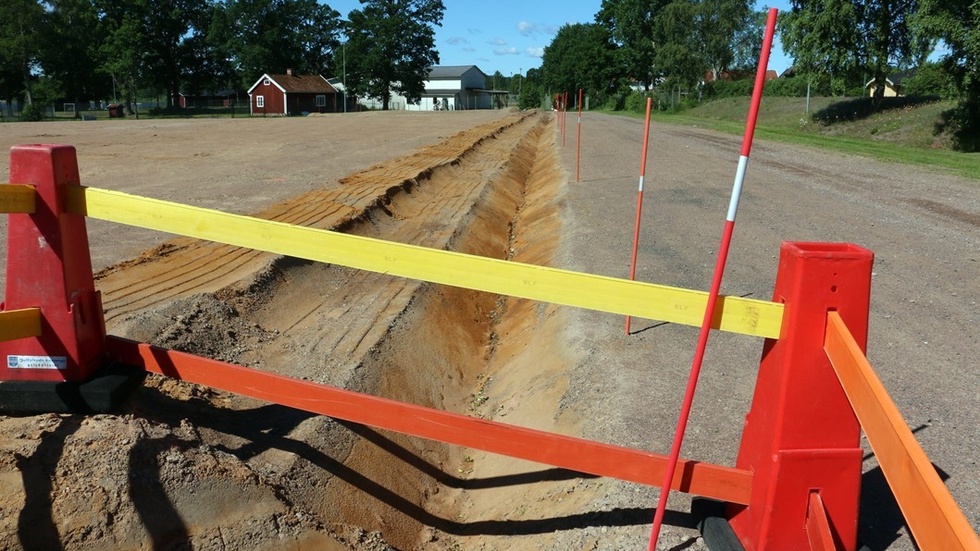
0;109;976;551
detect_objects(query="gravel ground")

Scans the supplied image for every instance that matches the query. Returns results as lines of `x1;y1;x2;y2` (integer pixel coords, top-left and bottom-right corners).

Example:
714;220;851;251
550;111;978;550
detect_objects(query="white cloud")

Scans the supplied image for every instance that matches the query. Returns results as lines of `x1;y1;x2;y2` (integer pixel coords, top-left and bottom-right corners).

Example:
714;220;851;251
489;37;508;46
463;47;476;52
525;47;544;58
517;21;559;37
447;36;468;45
494;47;519;56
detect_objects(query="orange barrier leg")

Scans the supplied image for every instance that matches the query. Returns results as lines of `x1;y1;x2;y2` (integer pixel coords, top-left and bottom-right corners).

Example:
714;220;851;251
726;242;874;551
0;145;140;412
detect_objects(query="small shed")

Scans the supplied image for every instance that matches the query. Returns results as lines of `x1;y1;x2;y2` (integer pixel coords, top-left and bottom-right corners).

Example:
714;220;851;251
247;69;339;116
865;71;913;98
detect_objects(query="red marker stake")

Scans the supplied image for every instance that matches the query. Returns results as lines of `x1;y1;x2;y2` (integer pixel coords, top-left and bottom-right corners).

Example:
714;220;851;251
646;9;778;551
565;92;570;147
626;97;654;334
576;88;583;182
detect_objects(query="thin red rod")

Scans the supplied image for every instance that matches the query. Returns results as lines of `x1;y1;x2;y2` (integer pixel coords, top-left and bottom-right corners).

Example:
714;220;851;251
626;97;654;334
562;92;568;148
647;8;778;550
576;89;583;181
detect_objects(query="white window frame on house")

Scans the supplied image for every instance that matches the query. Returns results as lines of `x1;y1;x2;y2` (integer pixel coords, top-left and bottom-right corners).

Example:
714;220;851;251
315;95;326;107
263;78;270;86
256;95;265;108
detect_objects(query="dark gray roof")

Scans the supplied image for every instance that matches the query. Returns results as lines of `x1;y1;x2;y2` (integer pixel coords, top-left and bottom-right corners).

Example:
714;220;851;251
427;65;484;79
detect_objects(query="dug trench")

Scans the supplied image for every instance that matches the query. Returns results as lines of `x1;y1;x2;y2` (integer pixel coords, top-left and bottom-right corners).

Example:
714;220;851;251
0;110;600;550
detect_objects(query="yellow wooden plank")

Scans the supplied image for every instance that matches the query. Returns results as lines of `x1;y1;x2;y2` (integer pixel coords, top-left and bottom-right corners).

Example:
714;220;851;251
0;185;36;213
824;312;980;551
0;308;42;341
66;186;784;338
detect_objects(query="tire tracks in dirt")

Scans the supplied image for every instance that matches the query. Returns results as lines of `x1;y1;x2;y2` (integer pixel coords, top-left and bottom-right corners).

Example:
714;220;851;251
99;112;531;333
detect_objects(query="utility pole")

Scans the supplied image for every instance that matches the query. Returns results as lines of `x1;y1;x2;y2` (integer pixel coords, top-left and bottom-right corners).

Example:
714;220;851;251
343;41;347;114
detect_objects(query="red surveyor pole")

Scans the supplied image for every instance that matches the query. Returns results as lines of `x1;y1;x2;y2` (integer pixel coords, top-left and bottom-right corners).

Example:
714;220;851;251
647;8;779;550
576;88;583;182
625;97;654;335
562;91;568;148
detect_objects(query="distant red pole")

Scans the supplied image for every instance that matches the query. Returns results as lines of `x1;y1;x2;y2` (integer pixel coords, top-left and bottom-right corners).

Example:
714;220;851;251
576;88;583;182
562;92;568;148
625;97;653;334
646;8;779;551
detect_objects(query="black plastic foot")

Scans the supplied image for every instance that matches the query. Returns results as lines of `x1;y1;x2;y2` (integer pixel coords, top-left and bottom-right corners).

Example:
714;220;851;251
0;362;145;414
692;497;747;551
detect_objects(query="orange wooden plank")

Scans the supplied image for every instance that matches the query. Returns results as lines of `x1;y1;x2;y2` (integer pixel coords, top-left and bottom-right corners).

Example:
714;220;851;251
824;312;980;551
106;335;753;505
0;308;42;341
806;492;839;551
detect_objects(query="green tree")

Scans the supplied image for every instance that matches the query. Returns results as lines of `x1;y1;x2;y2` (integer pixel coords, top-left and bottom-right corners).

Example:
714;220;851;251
782;0;928;98
914;0;980;150
541;23;620;104
651;0;703;88
597;0;661;90
97;0;146;113
341;0;444;110
140;0;213;108
0;0;46;105
695;0;758;79
41;0;108;109
210;0;342;90
517;67;543;109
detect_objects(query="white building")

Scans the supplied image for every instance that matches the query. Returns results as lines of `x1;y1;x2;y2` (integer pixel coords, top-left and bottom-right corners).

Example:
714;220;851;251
390;65;508;111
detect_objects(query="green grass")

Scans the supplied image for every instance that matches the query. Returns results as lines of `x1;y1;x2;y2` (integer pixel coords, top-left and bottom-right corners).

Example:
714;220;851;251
604;96;980;180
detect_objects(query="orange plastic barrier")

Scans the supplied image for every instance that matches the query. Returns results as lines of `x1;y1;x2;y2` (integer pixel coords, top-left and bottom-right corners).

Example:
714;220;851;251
825;311;980;551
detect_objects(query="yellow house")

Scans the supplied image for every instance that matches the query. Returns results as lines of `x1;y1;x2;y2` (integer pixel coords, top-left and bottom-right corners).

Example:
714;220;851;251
865;71;913;97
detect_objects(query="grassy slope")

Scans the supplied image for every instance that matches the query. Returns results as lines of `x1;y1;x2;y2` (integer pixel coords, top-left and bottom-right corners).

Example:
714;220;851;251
614;97;979;180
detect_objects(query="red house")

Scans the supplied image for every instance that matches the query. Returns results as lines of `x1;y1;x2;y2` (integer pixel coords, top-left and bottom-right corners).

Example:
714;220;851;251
247;69;340;116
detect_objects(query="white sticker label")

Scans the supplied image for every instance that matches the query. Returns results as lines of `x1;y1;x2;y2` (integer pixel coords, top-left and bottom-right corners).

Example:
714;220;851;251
7;355;68;370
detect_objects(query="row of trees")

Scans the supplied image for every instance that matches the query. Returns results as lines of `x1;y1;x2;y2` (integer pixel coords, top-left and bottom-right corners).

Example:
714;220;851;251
535;0;764;107
532;0;978;146
0;0;444;115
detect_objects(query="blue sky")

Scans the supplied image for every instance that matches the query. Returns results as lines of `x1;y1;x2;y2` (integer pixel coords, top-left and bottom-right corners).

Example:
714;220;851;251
328;0;795;78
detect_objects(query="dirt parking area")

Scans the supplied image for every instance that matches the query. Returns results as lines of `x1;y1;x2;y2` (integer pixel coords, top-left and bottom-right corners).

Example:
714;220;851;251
0;109;976;551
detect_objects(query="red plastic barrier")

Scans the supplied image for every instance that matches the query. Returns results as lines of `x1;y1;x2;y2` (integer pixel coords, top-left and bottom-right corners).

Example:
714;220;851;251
0;145;105;382
729;242;874;551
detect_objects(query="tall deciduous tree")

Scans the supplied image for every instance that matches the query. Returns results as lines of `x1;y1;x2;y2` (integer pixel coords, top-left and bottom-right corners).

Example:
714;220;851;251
597;0;661;90
782;0;928;98
97;0;146;112
140;0;213;107
342;0;444;110
694;0;758;79
541;23;620;103
41;0;108;108
651;0;703;88
210;0;342;90
914;0;980;149
0;0;46;105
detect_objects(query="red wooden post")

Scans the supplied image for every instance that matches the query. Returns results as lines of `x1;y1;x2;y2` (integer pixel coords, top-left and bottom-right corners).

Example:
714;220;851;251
727;241;873;550
0;145;106;383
